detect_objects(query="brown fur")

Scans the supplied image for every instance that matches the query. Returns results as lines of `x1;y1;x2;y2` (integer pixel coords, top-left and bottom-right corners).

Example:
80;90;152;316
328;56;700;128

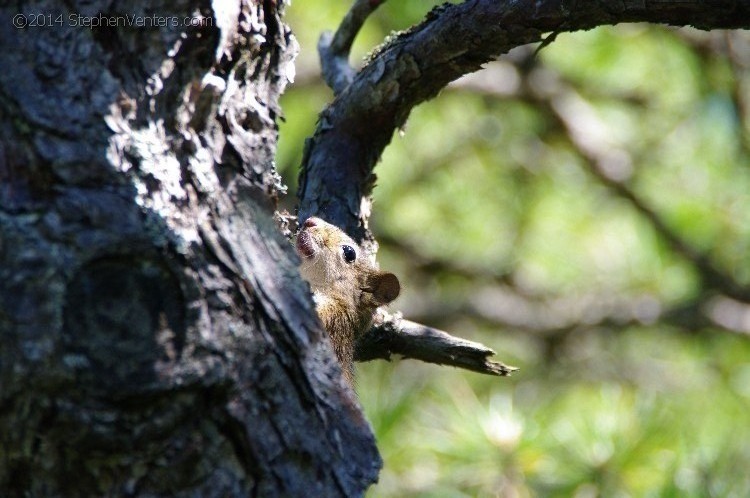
296;217;400;385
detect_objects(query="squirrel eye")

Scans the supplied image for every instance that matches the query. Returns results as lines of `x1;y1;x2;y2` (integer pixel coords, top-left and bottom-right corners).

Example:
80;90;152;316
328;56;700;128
341;245;356;263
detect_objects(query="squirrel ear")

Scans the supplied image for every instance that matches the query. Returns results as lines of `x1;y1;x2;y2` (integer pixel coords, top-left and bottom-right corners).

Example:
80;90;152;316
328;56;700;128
371;272;400;305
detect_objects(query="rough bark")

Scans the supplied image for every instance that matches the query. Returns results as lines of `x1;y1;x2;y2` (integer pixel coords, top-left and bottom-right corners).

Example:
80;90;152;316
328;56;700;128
297;0;750;375
2;0;750;495
298;0;750;237
0;1;378;496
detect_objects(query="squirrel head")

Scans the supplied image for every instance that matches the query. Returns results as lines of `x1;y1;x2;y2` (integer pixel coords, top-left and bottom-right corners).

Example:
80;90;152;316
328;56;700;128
296;217;400;309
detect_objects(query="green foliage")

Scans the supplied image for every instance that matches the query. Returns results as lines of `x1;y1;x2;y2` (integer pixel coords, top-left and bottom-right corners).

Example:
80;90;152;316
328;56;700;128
279;4;750;496
356;330;750;497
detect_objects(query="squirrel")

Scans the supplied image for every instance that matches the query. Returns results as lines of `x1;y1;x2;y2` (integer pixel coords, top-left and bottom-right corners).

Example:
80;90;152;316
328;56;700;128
296;216;400;385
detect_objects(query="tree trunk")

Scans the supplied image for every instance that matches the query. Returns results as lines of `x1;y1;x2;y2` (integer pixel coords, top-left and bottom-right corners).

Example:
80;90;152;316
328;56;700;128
4;0;750;495
0;1;379;496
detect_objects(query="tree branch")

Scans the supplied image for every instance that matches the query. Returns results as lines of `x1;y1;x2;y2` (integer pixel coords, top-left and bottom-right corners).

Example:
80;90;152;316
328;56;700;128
299;0;750;234
319;0;387;95
356;314;517;376
298;0;750;376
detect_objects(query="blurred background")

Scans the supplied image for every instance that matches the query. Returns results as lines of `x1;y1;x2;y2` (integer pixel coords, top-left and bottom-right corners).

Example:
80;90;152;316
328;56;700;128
277;2;750;496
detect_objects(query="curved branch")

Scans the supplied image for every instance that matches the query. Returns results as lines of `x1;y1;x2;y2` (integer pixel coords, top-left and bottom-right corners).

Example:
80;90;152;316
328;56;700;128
356;314;517;376
319;0;388;94
299;0;750;233
298;0;750;375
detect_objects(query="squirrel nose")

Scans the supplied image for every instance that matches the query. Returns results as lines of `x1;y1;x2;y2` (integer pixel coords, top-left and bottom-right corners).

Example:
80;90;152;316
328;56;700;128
303;217;320;228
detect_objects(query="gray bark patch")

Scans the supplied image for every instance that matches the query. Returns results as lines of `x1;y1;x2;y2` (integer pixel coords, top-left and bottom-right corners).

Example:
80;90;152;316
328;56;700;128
63;256;185;394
